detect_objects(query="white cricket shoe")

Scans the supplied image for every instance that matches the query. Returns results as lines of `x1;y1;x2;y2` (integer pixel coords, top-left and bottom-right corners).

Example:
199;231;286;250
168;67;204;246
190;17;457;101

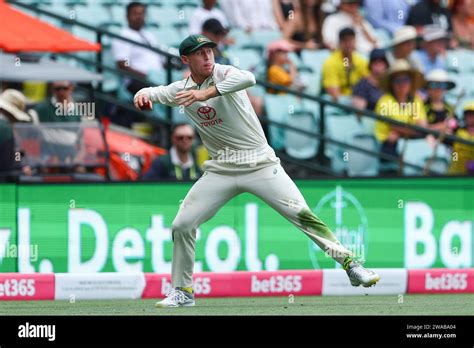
346;262;381;288
155;288;195;308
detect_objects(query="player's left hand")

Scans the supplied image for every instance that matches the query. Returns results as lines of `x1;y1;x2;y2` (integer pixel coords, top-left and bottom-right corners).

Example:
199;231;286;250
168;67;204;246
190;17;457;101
175;90;209;107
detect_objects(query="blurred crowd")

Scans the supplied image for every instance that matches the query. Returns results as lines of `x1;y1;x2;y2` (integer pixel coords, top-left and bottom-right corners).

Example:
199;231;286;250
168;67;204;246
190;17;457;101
1;0;474;181
103;0;474;176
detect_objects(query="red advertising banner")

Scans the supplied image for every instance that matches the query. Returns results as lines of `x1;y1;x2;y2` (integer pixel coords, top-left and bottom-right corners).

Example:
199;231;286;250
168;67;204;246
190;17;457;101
408;269;474;294
0;273;55;300
143;270;323;298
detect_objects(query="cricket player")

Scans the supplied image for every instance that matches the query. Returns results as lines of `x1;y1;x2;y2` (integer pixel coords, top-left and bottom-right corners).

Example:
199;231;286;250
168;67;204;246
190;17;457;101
134;35;380;307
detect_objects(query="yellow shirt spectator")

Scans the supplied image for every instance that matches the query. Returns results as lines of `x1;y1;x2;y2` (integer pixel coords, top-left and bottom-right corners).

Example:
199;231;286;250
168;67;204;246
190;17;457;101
267;65;292;94
374;94;427;143
449;128;474;174
322;49;369;96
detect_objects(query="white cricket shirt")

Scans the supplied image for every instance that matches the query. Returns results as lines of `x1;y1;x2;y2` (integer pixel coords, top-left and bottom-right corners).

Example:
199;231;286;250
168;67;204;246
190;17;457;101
136;64;280;174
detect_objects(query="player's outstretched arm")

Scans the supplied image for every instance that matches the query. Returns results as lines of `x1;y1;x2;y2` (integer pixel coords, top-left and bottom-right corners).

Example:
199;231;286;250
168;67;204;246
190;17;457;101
215;65;256;96
134;84;179;110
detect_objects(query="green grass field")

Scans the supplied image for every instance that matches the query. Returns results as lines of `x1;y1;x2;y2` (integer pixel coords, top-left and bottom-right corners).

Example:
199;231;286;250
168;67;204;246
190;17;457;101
1;294;473;315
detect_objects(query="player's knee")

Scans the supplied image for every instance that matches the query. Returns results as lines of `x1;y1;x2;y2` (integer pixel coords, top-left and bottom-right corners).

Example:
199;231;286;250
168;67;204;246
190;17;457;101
171;217;194;238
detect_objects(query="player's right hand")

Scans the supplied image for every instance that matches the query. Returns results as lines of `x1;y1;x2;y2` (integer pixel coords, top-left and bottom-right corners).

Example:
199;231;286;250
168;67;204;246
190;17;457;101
134;94;153;110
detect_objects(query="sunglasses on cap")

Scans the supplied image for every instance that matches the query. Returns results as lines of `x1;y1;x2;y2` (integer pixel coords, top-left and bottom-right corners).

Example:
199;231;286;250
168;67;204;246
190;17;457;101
393;76;412;84
427;82;449;90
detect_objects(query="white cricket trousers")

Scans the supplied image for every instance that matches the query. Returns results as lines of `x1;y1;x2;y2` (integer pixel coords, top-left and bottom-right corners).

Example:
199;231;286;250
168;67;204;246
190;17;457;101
171;162;352;288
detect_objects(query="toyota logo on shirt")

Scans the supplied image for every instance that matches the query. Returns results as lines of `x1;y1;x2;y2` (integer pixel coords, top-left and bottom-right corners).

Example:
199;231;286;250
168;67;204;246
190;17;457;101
197;106;216;120
196;106;223;127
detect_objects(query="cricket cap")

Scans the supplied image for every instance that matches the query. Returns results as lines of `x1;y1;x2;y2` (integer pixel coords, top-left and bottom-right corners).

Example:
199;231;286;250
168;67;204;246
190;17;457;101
179;34;217;56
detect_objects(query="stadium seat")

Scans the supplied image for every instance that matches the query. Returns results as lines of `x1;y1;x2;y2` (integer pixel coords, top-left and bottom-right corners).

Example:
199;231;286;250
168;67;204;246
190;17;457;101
71;25;98;44
347;133;379;176
226;49;262;71
323;95;352;117
138;0;164;5
175;0;199;9
264;94;304;151
53;0;86;6
299;71;321;96
427;157;450;175
233;30;282;53
38;3;76;26
38;14;64;28
13;5;39;19
325;113;367;174
13;0;38;4
35;0;54;5
110;6;127;26
397;139;450;176
148;6;191;28
361;116;376;133
101;47;120;92
446;72;474;117
251;30;283;49
374;28;391;49
446;49;474;74
147;69;167;86
288;52;304;68
147;6;176;27
285;111;319;159
71;5;111;25
149;27;182;47
301;49;330;68
101;24;123;48
231;29;253;49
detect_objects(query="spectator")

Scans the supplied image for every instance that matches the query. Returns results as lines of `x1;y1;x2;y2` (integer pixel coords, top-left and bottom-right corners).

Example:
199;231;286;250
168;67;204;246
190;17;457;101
220;0;277;32
0;117;14;180
415;25;448;74
363;0;410;36
0;89;33;179
387;26;424;72
273;0;298;32
449;101;474;174
35;81;81;123
424;69;457;133
406;0;452;34
352;48;389;111
188;0;229;35
266;40;300;94
202;18;231;65
143;124;201;180
111;2;164;95
282;0;323;50
322;0;379;55
375;59;428;162
0;89;32;123
452;0;474;49
322;28;369;100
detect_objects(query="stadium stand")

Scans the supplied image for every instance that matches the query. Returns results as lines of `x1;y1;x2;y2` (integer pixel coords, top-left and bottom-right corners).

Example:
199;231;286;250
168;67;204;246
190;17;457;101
1;0;474;182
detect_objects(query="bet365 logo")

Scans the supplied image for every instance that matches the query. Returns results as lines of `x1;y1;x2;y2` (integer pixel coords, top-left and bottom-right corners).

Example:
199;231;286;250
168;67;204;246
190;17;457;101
308;186;368;269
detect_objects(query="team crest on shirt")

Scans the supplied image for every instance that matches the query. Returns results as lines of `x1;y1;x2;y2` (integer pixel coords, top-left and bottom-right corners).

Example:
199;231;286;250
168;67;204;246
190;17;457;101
197;106;223;127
